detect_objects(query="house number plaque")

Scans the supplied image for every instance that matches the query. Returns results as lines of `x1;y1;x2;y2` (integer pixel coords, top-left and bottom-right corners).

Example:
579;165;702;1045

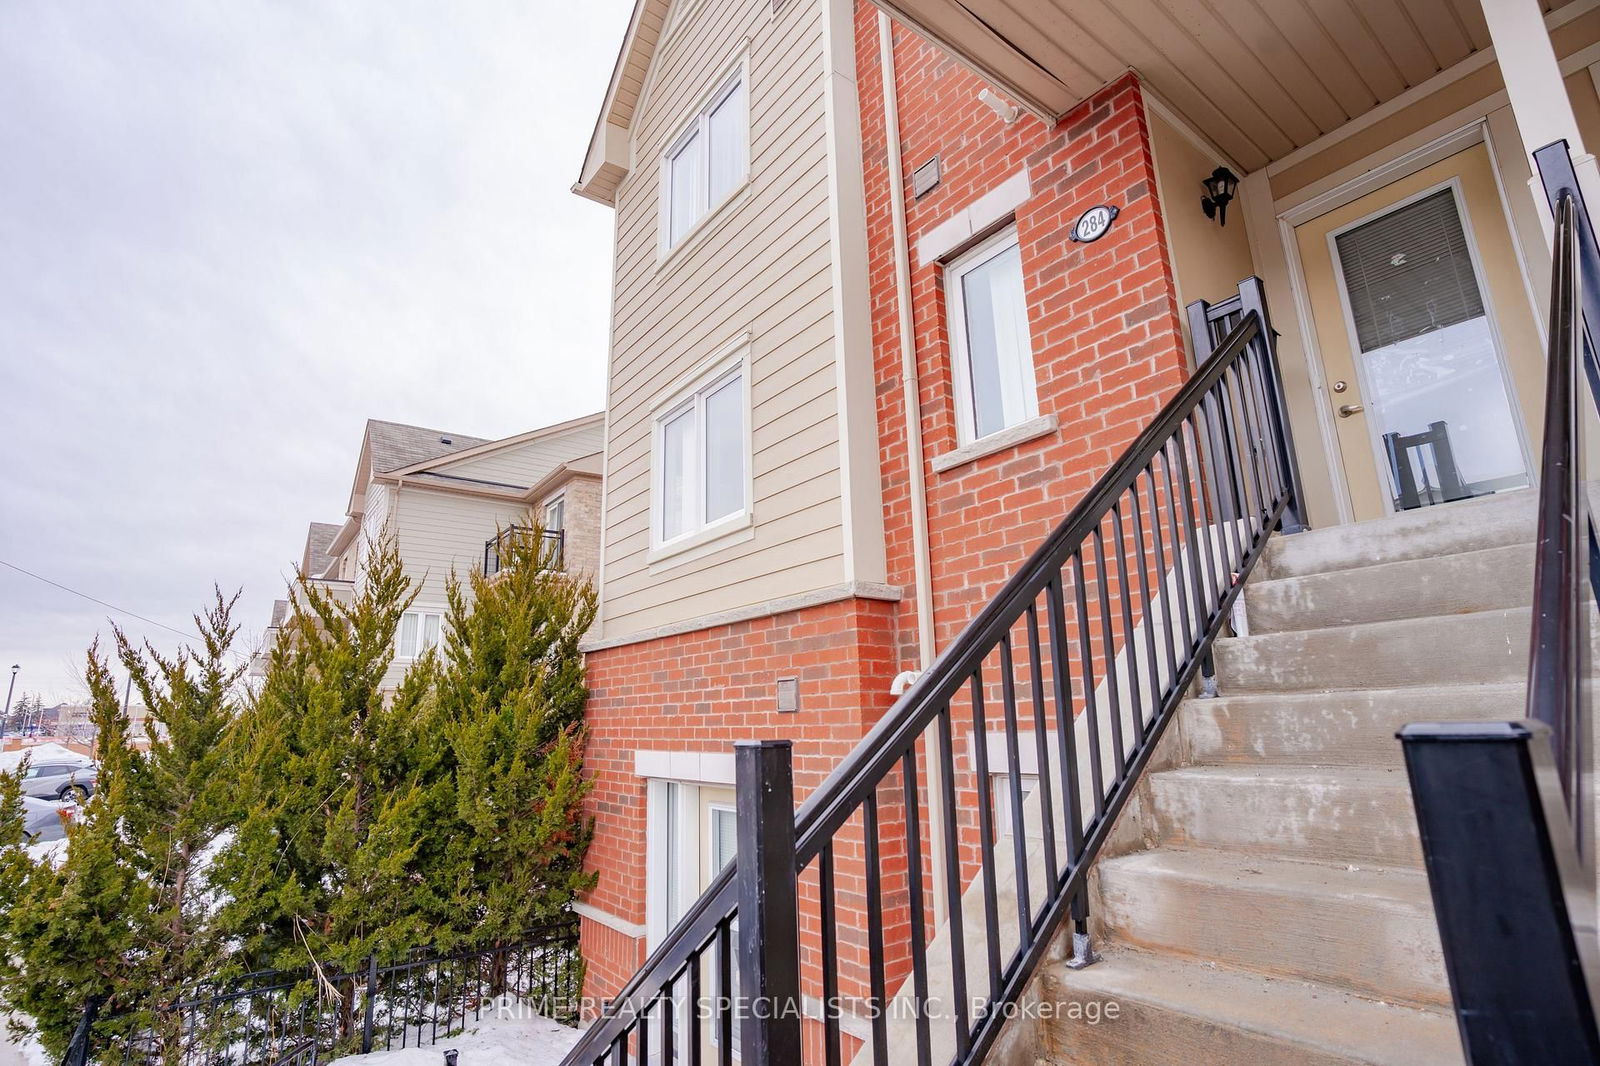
1070;204;1119;243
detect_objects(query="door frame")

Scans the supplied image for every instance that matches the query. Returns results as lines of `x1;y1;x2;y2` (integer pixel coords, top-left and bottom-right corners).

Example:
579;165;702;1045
1319;172;1536;515
1273;119;1542;523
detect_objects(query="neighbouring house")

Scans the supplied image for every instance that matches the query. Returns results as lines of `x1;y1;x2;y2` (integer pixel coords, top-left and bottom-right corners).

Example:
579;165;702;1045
257;414;605;688
27;703;154;751
566;0;1600;1062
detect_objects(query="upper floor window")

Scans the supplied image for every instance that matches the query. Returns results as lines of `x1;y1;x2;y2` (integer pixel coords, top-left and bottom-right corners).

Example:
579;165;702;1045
663;68;748;250
654;360;748;548
396;609;442;660
543;495;565;533
946;227;1039;443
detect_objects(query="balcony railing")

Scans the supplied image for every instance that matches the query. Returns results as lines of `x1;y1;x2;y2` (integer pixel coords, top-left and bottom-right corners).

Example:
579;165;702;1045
483;526;563;577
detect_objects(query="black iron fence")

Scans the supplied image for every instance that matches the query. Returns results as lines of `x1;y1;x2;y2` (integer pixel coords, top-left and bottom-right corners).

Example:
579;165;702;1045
68;922;581;1066
483;527;564;577
562;279;1306;1066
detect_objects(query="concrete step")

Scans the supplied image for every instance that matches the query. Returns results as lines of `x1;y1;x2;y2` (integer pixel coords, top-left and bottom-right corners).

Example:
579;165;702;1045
1141;765;1421;867
1178;684;1525;768
1038;949;1462;1066
1243;542;1533;634
1212;607;1530;693
1093;849;1447;1007
1255;491;1534;582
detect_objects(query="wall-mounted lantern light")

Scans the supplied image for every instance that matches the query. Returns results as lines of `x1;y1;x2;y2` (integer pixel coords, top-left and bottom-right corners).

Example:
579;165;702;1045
1200;166;1240;226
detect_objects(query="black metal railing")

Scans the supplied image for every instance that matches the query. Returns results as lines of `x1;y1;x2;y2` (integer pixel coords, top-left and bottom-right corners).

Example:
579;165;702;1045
483;526;564;576
70;923;580;1066
1530;144;1600;845
1399;141;1600;1061
562;279;1306;1066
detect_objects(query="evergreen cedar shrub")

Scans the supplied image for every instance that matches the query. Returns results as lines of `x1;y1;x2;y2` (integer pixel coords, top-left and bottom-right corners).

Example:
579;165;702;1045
0;523;597;1057
0;595;240;1060
433;524;598;946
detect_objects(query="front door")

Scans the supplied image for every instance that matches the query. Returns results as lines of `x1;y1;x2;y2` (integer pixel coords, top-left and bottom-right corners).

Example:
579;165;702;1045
1295;142;1544;521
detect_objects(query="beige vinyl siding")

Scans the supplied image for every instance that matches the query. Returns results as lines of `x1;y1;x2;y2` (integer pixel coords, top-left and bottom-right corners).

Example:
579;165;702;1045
429;422;607;487
356;483;391;581
391;486;529;606
597;0;851;639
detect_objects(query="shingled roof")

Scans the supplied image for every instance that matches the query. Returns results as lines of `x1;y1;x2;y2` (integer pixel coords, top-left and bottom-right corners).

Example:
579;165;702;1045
365;419;490;474
302;522;344;579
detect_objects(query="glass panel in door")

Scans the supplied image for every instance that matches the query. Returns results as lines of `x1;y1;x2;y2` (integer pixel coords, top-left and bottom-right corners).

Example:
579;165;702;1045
1332;186;1529;510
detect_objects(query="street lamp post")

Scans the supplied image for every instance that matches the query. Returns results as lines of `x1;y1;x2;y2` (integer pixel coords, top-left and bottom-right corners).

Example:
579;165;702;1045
1;664;18;743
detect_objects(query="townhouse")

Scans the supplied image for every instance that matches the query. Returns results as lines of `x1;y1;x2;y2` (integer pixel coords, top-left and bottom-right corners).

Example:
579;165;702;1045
570;0;1600;1059
260;414;605;685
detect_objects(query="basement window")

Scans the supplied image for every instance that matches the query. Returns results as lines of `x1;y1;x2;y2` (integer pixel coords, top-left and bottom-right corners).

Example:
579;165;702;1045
946;226;1040;445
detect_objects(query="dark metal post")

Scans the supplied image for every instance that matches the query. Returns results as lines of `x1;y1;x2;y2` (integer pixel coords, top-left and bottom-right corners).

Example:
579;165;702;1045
1237;277;1308;533
734;740;801;1066
361;954;378;1053
1535;140;1600;411
61;995;102;1066
1399;721;1600;1062
1;664;18;742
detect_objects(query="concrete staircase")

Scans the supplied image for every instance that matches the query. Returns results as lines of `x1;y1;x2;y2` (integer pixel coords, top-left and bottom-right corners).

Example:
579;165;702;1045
1035;490;1539;1066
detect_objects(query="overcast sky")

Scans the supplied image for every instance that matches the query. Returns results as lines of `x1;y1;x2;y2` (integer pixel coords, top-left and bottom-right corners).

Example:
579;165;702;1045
0;2;630;704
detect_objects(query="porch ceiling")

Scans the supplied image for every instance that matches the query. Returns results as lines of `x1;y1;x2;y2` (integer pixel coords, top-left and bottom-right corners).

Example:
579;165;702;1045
872;0;1578;171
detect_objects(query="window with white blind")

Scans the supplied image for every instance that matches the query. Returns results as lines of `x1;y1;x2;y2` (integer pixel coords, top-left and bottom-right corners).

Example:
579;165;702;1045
653;358;749;550
1336;187;1485;352
543;495;565;533
662;67;749;250
1331;182;1528;506
947;226;1039;443
396;609;442;660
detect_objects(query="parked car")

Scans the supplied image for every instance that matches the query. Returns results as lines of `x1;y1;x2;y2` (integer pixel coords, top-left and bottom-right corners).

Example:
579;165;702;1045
18;760;96;802
20;795;70;843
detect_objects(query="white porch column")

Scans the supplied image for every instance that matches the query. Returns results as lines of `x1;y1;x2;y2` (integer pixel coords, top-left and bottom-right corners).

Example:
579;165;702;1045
1480;0;1600;239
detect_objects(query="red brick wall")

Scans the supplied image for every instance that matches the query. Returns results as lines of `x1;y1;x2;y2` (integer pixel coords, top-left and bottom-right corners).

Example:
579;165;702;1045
574;5;1195;1036
854;10;1190;667
579;596;899;1006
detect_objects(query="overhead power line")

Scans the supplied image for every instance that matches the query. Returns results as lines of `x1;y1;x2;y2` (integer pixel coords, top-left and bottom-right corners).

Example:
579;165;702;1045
0;558;197;640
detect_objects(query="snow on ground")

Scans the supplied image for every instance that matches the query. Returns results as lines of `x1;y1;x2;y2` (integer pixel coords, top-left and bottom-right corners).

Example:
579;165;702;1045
0;1017;48;1066
325;998;580;1066
0;743;88;773
24;836;66;866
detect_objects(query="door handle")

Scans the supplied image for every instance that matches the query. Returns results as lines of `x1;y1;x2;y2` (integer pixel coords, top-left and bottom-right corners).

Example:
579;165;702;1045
1338;403;1364;418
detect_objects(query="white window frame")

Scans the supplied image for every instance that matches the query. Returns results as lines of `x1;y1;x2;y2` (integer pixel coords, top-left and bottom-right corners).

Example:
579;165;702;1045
644;778;742;949
649;343;753;558
395;608;444;661
543;494;565;533
706;802;738;878
945;225;1040;446
658;59;751;256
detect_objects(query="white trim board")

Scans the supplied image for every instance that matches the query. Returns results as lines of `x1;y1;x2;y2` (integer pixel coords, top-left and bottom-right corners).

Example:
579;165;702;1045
573;901;646;940
635;749;737;785
580;580;903;652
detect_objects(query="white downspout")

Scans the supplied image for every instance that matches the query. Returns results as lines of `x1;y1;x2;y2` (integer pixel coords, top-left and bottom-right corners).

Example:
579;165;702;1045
878;11;936;679
878;9;946;921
